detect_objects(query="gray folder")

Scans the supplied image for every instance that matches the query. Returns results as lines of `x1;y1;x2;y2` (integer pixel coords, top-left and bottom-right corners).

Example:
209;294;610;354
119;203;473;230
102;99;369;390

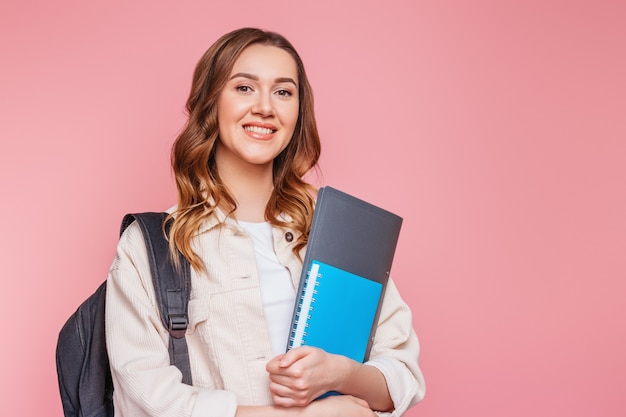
287;186;403;362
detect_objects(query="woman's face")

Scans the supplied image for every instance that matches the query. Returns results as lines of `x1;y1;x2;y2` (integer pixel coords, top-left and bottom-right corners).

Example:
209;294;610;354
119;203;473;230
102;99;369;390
215;43;299;171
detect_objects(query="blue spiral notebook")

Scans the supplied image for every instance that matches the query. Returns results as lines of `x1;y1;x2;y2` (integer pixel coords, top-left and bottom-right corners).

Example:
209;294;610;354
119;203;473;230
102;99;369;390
286;186;402;363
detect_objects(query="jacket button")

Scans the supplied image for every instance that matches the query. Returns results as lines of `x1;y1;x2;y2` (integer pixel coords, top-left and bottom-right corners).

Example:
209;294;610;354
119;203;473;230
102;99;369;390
285;232;294;242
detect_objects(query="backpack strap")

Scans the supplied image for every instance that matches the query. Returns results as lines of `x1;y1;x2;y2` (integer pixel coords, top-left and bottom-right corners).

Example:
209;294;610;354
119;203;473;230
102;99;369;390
121;212;193;385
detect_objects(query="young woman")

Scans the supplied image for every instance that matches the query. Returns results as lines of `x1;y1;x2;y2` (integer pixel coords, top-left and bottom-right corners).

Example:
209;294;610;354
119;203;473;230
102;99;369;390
105;27;425;417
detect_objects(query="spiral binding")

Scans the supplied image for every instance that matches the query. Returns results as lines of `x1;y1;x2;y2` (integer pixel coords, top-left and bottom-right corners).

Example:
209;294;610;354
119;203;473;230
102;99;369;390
289;262;321;347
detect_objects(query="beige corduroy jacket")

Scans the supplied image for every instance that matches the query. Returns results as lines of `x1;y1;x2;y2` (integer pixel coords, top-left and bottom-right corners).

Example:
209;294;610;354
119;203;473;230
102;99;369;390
105;209;425;417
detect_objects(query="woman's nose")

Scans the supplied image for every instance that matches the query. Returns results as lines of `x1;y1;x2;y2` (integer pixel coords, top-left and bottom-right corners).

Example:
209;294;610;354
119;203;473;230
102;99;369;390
252;91;274;117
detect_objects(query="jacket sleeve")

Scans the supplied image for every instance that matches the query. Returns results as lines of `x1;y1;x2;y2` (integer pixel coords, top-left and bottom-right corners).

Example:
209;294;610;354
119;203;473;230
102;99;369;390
105;221;237;417
365;278;426;416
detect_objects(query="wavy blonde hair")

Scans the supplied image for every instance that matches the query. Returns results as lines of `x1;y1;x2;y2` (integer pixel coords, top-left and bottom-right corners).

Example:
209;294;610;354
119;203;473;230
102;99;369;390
168;28;321;272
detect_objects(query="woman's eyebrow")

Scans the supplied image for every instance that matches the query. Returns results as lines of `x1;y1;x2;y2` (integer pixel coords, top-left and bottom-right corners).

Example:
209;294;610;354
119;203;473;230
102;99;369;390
275;77;297;87
230;73;297;86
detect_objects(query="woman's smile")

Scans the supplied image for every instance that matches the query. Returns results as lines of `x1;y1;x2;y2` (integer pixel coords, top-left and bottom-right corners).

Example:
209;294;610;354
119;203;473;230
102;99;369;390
243;122;278;139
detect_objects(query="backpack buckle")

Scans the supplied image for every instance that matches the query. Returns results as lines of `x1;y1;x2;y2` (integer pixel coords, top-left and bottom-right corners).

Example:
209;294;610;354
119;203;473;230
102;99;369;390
168;314;188;339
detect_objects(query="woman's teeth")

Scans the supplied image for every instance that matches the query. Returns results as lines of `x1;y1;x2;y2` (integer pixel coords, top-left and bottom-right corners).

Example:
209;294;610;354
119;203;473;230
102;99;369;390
245;126;274;135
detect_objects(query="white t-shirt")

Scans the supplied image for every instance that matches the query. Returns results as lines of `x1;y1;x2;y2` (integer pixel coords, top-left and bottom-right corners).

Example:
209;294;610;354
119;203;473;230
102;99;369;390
238;220;296;356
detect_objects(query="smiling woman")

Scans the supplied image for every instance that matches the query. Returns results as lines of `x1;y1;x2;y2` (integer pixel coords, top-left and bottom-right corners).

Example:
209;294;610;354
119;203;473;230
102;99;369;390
103;27;425;417
215;44;301;209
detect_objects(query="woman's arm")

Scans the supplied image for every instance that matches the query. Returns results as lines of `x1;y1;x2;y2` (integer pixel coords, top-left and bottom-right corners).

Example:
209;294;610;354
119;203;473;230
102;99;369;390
106;222;238;417
266;278;425;415
237;394;376;417
366;278;426;414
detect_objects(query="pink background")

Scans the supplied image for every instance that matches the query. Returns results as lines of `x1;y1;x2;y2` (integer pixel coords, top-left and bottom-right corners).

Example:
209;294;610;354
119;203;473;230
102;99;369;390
1;1;625;416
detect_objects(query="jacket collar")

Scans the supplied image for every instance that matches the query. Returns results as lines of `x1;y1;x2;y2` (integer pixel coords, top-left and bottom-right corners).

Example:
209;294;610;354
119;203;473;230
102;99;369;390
168;203;302;242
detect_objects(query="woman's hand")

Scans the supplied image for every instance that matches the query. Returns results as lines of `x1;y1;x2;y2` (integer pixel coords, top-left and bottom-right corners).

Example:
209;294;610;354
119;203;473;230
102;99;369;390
266;346;346;407
266;346;394;412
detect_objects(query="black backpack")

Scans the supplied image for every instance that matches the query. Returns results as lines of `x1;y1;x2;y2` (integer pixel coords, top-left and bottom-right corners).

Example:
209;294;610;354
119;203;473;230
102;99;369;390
56;212;193;417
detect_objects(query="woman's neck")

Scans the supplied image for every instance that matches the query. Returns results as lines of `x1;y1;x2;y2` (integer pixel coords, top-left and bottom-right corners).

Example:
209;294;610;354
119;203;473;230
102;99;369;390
228;178;273;222
216;156;274;222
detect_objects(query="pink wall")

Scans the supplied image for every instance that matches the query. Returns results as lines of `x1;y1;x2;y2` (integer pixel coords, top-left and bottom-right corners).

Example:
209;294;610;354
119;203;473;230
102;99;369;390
1;1;625;416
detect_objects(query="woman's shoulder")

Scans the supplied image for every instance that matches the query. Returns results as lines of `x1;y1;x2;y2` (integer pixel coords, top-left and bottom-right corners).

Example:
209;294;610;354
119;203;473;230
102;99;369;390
113;207;174;268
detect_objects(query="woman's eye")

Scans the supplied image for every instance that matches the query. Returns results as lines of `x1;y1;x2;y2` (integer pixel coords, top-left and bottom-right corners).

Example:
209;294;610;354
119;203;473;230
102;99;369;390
276;89;293;97
236;85;253;93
